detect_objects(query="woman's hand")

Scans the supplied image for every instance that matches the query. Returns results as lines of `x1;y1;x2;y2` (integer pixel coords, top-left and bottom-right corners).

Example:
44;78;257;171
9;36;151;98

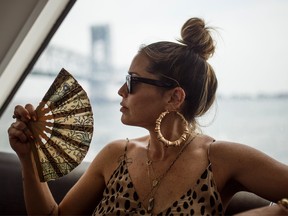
7;104;36;158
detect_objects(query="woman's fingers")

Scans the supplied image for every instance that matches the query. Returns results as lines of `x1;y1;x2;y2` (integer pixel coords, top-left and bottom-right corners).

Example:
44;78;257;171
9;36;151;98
8;123;32;156
8;104;36;156
25;104;37;121
8;122;27;143
13;104;36;122
9;121;34;142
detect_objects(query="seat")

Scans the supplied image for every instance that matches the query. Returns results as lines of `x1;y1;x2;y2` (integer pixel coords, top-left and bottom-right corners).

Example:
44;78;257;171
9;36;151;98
0;151;270;215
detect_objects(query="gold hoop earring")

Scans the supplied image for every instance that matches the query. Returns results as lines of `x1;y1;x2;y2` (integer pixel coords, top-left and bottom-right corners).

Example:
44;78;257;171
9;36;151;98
155;110;190;147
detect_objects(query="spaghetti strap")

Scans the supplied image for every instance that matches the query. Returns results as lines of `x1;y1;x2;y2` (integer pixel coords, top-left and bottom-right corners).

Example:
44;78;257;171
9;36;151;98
125;138;129;153
118;138;130;164
207;139;216;163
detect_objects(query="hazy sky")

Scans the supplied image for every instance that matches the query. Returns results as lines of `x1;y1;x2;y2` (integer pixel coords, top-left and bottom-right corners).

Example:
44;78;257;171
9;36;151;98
51;0;288;96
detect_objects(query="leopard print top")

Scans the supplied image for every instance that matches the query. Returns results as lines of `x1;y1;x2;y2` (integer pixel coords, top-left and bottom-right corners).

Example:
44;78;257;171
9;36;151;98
93;142;223;215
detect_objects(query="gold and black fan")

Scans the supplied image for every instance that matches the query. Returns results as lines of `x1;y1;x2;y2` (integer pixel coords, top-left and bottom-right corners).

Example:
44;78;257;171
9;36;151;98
27;68;94;182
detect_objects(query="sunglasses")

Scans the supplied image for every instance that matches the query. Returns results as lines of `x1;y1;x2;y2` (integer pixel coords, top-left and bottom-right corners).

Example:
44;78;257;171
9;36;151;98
126;74;179;94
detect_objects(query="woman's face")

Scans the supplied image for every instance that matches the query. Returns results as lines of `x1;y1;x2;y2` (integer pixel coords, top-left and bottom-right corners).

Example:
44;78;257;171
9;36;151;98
118;54;168;130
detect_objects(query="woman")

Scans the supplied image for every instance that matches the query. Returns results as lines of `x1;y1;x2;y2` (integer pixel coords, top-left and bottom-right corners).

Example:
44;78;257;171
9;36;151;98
8;17;288;215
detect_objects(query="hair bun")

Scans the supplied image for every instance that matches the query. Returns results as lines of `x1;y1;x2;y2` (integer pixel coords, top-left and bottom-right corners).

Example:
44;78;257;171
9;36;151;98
179;17;215;60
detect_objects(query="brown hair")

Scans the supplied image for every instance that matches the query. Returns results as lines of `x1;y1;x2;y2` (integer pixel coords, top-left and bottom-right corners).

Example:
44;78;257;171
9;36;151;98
139;17;217;128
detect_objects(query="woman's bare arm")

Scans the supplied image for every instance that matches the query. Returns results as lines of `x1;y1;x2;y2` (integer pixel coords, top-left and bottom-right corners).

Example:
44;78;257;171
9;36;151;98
213;141;288;201
211;141;288;215
8;104;125;215
58;140;125;215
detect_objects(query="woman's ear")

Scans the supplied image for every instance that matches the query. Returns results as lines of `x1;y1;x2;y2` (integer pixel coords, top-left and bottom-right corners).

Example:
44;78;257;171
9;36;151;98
166;87;186;109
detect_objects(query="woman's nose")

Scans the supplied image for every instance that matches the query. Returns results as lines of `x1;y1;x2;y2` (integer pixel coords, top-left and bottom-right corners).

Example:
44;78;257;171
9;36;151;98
118;83;128;97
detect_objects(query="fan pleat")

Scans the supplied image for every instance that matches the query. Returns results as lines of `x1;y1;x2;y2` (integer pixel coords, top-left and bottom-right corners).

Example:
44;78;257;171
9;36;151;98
51;128;91;152
53;122;93;134
38;144;66;180
52;107;93;120
42;70;73;102
49;85;83;109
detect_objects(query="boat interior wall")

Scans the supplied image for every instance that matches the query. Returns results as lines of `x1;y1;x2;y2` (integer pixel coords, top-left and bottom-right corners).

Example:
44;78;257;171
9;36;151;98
0;0;76;117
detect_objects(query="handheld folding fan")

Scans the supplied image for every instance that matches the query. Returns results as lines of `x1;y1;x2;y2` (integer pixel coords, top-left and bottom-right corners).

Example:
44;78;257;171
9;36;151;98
27;68;94;182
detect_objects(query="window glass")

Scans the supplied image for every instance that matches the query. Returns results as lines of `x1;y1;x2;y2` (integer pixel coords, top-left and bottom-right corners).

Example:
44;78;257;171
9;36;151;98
1;0;288;163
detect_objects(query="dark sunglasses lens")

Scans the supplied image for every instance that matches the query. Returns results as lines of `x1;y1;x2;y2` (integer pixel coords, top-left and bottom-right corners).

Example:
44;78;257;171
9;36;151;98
126;75;131;93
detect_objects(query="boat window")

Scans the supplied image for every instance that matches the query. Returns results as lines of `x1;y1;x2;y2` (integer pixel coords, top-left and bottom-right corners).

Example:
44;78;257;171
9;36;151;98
1;0;288;163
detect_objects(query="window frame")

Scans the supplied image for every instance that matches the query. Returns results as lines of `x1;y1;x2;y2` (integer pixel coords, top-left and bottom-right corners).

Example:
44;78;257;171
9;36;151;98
0;0;76;117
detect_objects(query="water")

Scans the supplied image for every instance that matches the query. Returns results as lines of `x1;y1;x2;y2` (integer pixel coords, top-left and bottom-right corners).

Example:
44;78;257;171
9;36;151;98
1;97;288;164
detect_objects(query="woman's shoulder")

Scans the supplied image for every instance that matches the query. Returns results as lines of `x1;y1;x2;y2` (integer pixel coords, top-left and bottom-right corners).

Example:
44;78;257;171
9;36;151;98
91;136;149;180
193;134;252;164
208;138;272;171
91;136;149;164
210;139;259;156
88;139;130;182
105;135;149;151
95;139;128;160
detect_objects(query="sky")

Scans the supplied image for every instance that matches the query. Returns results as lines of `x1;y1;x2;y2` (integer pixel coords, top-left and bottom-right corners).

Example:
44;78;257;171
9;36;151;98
50;0;288;96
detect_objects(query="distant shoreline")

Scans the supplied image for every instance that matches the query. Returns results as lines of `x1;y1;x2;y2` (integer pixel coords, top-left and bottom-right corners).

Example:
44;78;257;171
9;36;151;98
217;92;288;100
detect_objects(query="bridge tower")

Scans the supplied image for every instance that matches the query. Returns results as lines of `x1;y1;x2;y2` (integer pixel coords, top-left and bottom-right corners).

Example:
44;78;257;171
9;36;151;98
90;25;112;102
91;25;111;73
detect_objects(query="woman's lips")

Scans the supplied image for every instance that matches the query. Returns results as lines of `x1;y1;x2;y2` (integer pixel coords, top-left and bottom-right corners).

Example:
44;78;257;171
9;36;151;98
120;103;128;112
120;106;127;112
